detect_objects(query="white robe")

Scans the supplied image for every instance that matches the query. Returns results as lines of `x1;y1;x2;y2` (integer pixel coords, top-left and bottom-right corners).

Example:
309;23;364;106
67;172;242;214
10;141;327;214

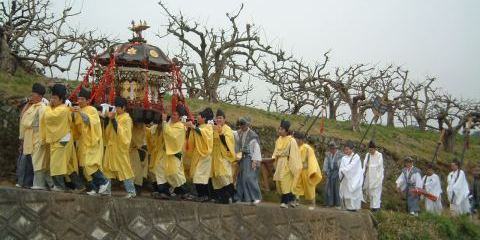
362;151;384;209
339;153;363;210
447;170;471;215
422;174;443;215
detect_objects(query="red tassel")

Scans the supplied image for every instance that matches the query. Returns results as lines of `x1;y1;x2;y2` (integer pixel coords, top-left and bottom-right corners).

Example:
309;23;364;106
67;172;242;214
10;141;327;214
319;111;325;135
171;94;178;113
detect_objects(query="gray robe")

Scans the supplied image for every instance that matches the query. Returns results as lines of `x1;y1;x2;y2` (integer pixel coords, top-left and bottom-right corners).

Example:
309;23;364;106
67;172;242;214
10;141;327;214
396;167;423;213
323;151;344;207
235;128;262;202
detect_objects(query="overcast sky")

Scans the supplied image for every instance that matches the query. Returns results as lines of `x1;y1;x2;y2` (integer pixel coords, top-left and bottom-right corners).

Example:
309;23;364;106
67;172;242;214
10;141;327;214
56;0;479;107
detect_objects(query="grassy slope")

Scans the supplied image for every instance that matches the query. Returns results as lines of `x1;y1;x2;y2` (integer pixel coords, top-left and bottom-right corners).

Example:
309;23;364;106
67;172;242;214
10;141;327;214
2;70;479;238
4;69;477;167
185;98;480;168
376;211;480;240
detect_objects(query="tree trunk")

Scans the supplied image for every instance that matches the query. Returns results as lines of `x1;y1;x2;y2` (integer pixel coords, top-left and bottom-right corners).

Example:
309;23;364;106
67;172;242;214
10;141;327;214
207;88;218;103
328;100;337;120
351;105;360;132
387;109;395;127
442;128;455;153
415;116;427;131
0;29;17;74
291;104;302;115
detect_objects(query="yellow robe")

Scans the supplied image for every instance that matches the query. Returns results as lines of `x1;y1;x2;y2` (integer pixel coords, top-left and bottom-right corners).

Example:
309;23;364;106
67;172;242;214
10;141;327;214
295;144;322;200
103;112;134;181
157;121;187;188
272;135;302;194
20;102;49;171
73;106;103;177
40;104;77;176
146;124;164;173
130;124;148;186
187;123;213;184
211;124;236;189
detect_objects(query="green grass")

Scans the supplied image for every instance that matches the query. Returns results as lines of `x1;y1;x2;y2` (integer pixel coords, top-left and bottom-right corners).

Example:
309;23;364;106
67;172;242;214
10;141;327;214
376;211;480;240
181;97;480;169
2;69;479;235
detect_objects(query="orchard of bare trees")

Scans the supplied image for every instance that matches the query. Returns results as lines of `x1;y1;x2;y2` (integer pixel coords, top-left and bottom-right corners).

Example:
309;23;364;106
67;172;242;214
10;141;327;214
1;0;479;153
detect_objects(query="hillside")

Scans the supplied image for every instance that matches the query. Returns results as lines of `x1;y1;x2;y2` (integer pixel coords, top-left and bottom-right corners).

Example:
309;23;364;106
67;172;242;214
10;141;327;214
1;70;479;239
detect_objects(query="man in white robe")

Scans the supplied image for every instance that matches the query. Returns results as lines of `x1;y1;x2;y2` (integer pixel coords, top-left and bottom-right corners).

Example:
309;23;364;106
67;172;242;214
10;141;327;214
447;160;471;215
396;157;423;216
422;164;443;215
362;140;384;212
339;141;363;211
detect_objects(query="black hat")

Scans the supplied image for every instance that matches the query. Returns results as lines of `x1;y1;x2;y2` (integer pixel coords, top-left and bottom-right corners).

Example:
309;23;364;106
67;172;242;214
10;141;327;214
114;96;127;108
79;88;91;99
51;84;67;100
175;105;188;117
368;140;376;148
216;109;225;118
32;83;46;96
280;119;290;131
328;141;337;148
293;131;306;139
238;116;251;126
199;107;214;121
345;140;355;150
426;163;434;170
451;158;460;166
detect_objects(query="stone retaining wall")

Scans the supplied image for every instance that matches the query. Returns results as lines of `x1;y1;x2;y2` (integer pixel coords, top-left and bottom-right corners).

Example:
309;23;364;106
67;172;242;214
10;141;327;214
0;187;377;239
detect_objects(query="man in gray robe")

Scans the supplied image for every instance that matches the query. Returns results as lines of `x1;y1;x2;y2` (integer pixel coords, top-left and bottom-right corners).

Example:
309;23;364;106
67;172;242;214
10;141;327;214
396;157;423;216
323;141;343;207
234;116;262;205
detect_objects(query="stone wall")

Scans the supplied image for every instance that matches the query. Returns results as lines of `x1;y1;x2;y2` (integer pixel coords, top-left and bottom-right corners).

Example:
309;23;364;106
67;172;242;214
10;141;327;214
0;187;377;239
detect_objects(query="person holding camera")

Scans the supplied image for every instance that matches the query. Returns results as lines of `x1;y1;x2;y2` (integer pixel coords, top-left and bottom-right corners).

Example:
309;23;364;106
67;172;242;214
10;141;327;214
102;96;136;198
72;88;110;196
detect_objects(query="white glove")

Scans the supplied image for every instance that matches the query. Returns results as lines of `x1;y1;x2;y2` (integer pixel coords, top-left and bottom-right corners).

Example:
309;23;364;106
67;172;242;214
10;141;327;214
65;99;72;107
41;98;49;105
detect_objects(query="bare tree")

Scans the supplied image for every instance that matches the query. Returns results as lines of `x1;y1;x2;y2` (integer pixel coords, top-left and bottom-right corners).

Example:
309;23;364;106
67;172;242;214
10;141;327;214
321;64;377;132
402;77;437;131
220;78;255;107
321;82;343;120
370;65;409;127
158;1;284;102
262;90;287;113
431;94;479;152
255;52;330;114
1;0;115;76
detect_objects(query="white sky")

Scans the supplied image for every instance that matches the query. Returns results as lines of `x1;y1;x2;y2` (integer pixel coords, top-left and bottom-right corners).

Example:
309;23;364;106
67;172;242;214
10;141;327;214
54;0;479;110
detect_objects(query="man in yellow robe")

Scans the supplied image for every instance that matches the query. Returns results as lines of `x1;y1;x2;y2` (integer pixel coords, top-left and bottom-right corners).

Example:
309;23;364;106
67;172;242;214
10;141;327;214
185;107;214;202
103;97;136;198
130;122;149;195
41;84;84;191
271;120;302;208
153;105;192;200
19;83;51;190
293;132;322;210
211;109;236;204
72;88;110;195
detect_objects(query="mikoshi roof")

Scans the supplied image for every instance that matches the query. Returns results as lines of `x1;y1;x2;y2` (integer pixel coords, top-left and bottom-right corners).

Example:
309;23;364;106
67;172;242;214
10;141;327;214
97;41;172;72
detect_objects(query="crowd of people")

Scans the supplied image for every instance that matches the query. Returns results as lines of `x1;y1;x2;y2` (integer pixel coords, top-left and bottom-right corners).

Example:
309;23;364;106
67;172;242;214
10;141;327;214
14;82;480;215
